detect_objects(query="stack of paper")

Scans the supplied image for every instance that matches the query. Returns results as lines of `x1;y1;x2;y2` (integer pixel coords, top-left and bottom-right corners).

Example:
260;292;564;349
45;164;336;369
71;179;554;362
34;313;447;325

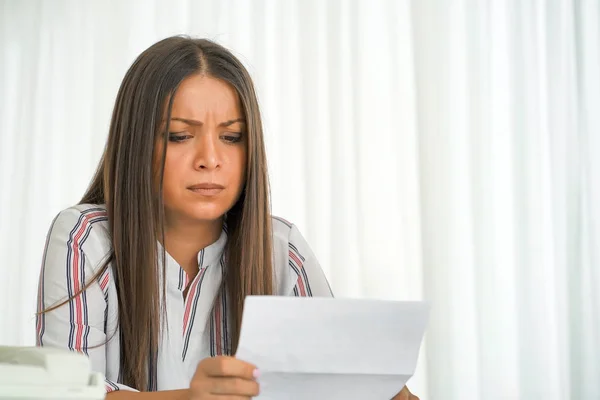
235;296;429;400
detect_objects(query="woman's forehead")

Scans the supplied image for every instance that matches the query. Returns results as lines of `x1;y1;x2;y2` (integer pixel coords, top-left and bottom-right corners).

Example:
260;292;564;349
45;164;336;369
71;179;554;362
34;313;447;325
169;74;242;122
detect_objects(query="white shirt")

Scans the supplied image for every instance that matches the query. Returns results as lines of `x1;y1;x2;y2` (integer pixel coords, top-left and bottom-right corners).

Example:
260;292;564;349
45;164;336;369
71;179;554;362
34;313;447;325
35;203;333;392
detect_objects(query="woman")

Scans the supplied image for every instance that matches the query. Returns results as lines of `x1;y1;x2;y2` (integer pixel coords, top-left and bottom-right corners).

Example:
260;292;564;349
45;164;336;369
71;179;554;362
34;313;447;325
36;36;418;399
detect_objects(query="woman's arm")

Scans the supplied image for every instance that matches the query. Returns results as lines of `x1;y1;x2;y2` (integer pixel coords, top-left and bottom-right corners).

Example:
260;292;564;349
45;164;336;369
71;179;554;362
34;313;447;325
106;390;188;399
36;208;136;392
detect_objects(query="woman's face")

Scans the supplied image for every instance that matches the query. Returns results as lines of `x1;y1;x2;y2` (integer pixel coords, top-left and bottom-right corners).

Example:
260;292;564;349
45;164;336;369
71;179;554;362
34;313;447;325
159;74;247;227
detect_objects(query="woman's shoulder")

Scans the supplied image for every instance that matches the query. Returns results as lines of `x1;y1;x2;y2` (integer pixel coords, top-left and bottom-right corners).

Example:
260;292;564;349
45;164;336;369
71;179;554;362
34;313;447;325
271;216;310;269
52;203;109;228
270;216;333;297
271;215;294;238
271;215;306;252
46;203;112;264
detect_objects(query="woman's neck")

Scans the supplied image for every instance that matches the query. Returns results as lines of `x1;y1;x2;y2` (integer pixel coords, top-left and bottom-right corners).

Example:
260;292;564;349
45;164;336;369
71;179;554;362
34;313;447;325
163;218;223;279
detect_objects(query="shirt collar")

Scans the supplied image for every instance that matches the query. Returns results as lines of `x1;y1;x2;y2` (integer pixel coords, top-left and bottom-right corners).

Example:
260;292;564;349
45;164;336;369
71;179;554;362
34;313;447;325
158;226;228;290
197;228;227;269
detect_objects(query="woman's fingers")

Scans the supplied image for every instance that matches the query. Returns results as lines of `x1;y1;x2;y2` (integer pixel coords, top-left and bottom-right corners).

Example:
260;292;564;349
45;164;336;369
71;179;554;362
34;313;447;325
190;356;260;399
200;356;258;380
392;385;420;400
208;376;260;397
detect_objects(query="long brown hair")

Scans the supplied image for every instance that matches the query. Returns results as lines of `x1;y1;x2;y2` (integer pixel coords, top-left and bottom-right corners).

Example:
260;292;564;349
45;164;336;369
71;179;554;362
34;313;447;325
80;36;273;391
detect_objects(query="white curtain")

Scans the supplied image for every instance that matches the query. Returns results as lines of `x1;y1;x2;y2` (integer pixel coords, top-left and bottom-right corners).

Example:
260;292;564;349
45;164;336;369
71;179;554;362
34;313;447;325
1;0;598;399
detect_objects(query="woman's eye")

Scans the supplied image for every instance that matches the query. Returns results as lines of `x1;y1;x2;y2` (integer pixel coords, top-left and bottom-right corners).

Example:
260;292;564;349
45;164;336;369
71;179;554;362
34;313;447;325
168;132;190;143
222;133;243;143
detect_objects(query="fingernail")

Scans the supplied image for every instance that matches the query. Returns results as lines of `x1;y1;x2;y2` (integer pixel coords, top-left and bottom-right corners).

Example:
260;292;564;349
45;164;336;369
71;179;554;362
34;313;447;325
253;368;261;379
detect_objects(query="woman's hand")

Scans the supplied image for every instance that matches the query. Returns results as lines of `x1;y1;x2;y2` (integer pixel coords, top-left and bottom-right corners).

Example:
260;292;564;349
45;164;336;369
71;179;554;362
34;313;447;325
392;385;419;400
189;356;260;399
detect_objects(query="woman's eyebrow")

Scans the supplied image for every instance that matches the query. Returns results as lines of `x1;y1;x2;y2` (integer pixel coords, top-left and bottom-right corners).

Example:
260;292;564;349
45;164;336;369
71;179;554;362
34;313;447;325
220;117;246;127
170;117;246;127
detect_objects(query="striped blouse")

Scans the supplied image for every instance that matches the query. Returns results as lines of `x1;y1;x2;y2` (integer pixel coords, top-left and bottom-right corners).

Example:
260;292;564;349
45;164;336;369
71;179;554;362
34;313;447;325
35;204;333;392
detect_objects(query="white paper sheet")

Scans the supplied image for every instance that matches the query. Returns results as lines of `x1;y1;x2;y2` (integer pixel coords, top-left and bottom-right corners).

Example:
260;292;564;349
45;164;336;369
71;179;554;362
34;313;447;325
235;296;429;400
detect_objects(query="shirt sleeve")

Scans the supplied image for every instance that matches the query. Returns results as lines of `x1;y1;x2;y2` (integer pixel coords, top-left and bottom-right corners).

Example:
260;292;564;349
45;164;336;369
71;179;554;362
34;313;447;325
287;223;334;298
35;207;138;393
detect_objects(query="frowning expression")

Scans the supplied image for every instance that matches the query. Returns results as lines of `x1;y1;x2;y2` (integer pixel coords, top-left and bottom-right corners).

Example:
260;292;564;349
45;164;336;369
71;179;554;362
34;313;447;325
159;74;247;227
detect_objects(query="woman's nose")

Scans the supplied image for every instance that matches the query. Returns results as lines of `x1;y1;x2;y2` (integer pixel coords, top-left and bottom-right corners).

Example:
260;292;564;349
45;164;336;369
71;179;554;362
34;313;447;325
194;133;221;170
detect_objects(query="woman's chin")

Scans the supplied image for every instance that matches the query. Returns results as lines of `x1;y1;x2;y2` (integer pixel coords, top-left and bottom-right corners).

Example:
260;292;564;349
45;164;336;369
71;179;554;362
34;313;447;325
182;205;228;224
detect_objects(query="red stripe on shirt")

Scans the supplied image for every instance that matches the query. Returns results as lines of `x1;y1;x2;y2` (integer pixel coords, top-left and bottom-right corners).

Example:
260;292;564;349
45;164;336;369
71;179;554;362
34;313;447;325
289;249;308;296
182;267;206;336
70;211;105;351
296;275;307;296
289;250;303;268
100;271;110;291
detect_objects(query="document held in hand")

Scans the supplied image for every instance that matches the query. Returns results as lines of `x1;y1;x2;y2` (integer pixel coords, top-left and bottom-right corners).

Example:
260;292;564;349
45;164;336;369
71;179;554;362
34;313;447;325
235;296;430;400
